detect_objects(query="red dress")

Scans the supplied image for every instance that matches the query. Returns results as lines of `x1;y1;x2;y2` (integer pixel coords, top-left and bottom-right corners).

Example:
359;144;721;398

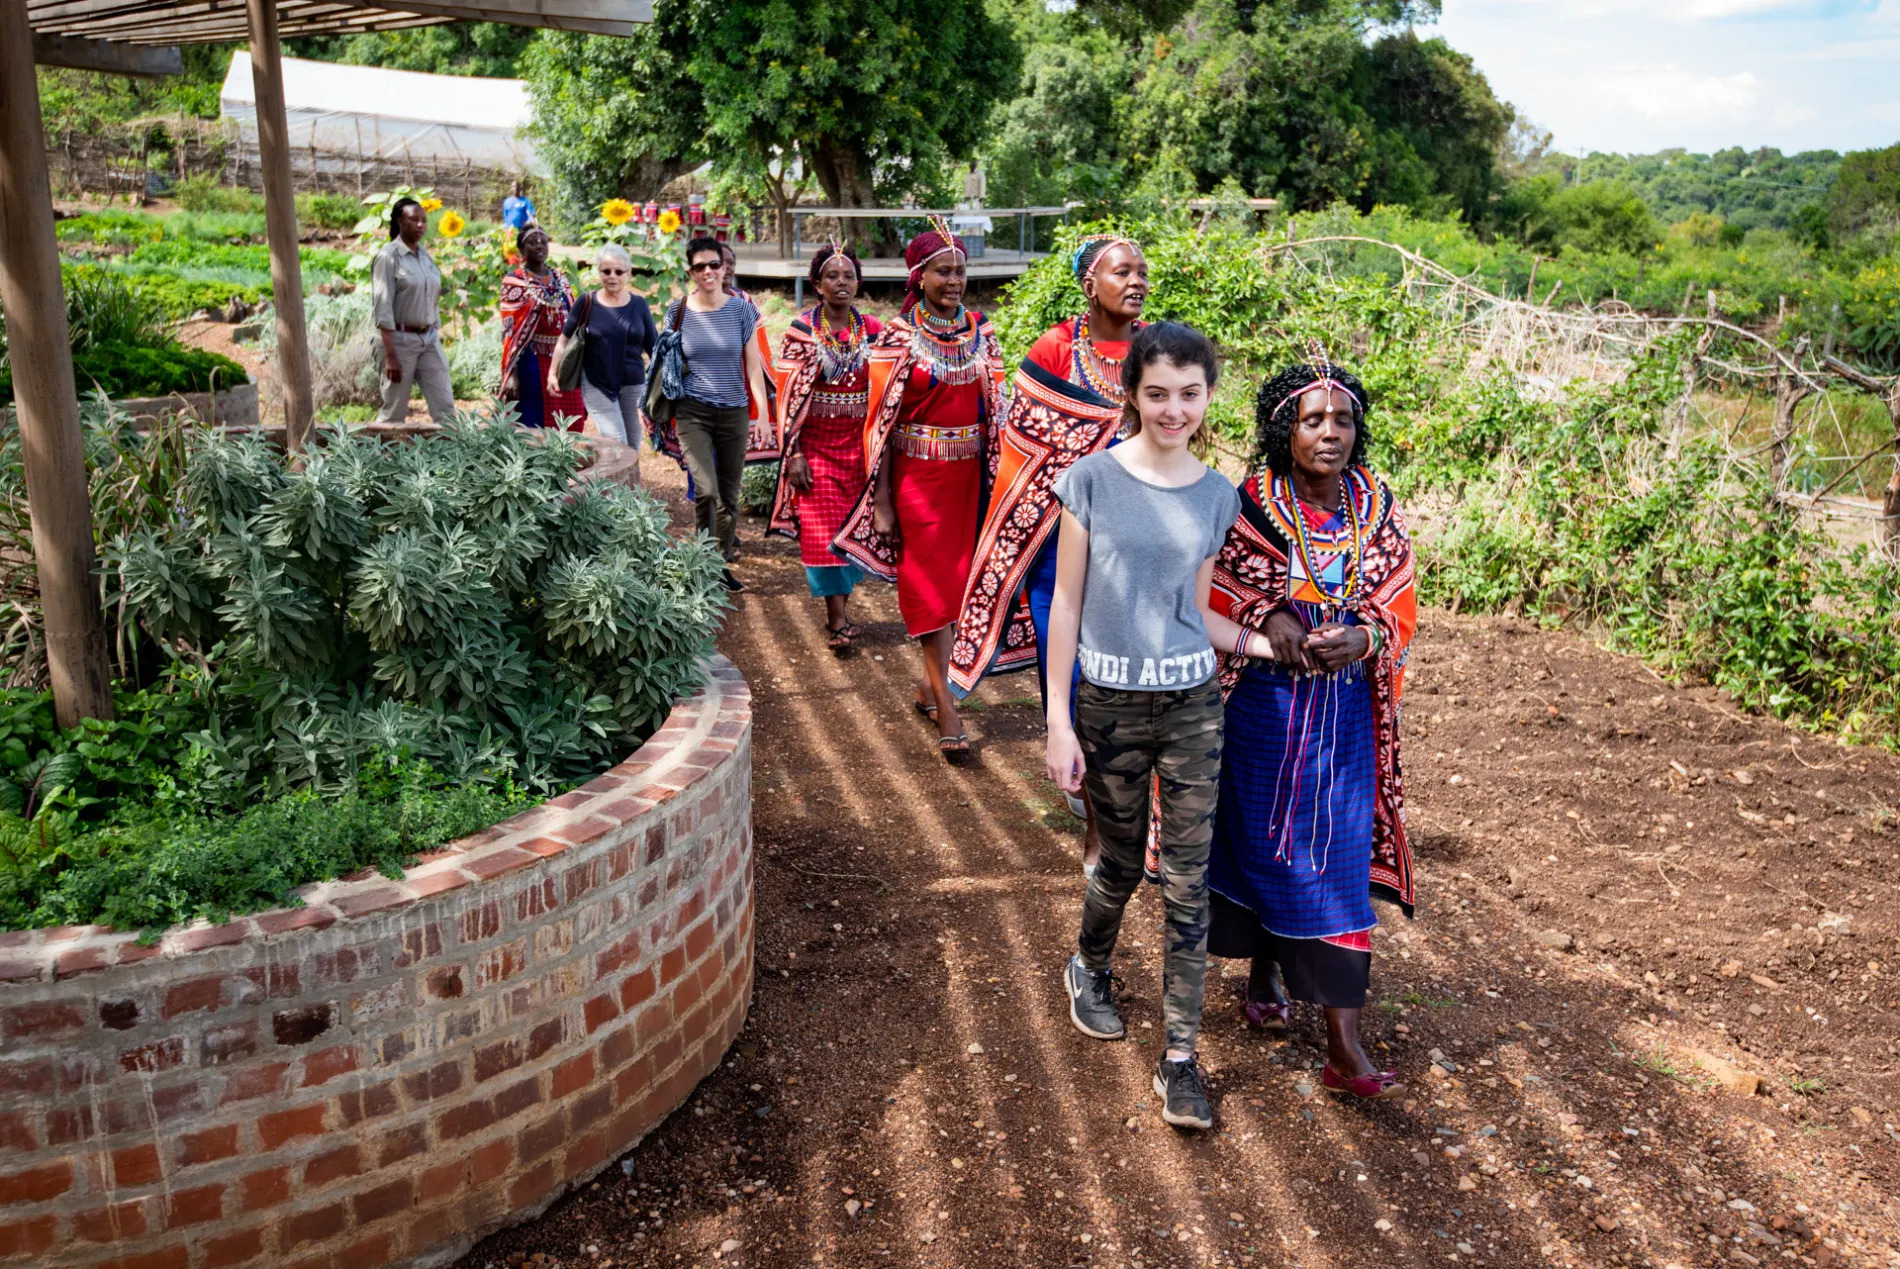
890;365;985;636
830;310;1008;639
767;311;882;575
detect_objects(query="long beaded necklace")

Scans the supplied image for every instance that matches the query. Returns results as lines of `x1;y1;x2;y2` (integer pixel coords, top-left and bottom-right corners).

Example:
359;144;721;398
1276;469;1365;620
809;305;868;382
906;303;983;385
1070;312;1128;404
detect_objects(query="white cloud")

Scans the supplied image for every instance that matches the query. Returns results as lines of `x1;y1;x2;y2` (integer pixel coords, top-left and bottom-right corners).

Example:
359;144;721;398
1591;68;1760;121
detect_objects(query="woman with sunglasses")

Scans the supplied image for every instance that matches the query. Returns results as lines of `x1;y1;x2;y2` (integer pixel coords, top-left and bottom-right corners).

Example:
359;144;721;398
547;244;657;470
663;236;774;586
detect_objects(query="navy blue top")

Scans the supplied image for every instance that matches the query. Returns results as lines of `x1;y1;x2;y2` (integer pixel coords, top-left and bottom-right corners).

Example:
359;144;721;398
565;292;657;395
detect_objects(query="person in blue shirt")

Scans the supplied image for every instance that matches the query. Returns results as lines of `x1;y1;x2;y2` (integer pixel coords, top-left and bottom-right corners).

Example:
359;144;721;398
501;180;536;232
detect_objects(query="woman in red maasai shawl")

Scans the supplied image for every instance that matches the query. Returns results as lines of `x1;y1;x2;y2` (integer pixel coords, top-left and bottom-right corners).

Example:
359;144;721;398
833;224;1006;758
1207;358;1418;1101
498;226;585;431
950;234;1147;871
768;244;881;652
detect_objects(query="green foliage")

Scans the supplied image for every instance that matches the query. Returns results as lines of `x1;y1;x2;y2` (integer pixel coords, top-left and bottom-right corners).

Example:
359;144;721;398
1844;256;1900;371
104;414;728;797
35;46;232;131
741;462;779;516
1122;0;1501;216
979;5;1135;212
0;680;537;932
173;174;265;215
1518;147;1840;234
42;343;246;405
298;193;364;231
446;320;505;400
1502;178;1663;256
521;23;705;229
288;23;535;77
1829;144;1900;238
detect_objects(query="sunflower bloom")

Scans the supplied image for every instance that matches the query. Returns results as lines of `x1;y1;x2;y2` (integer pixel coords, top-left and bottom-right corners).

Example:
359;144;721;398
420;198;443;212
656;208;682;235
437;210;466;238
602;198;638;226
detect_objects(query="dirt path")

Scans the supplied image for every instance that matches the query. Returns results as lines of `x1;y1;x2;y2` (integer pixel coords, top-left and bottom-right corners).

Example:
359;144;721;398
461;459;1900;1269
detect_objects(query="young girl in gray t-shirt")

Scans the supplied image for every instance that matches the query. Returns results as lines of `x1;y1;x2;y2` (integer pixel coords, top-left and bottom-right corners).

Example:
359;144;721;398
1044;321;1275;1133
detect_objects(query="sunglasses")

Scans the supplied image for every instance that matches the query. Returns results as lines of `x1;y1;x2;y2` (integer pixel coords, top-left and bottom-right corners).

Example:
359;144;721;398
689;260;723;273
598;267;629;276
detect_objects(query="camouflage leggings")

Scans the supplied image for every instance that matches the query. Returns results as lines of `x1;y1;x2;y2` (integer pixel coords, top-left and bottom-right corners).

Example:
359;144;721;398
1075;678;1224;1054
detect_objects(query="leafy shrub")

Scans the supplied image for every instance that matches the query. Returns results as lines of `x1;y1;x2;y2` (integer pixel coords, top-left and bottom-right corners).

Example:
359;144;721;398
58;264;172;348
297;192;364;231
257;291;380;411
1845;256;1900;370
105;414;729;795
445;319;503;399
1;406;201;689
173;174;264;215
0;681;536;931
58;258;264;321
741;461;778;515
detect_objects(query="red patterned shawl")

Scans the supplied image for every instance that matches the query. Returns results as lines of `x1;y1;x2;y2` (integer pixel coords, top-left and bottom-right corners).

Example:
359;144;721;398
765;309;881;541
947;353;1122;696
1210;465;1420;916
499;265;576;382
831;312;1007;582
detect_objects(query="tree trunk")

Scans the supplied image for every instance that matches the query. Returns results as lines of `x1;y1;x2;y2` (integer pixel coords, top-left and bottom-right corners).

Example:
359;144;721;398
619;155;691;205
807;137;882;252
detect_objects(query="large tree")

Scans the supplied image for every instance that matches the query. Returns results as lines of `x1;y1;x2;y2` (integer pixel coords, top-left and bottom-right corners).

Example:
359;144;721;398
1121;0;1512;215
518;13;705;228
682;0;1019;212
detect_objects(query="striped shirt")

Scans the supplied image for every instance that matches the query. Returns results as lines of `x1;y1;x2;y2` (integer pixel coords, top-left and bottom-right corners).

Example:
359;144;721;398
668;295;756;410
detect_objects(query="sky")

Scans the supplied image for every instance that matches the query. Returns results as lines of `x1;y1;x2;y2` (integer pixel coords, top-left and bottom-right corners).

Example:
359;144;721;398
1418;0;1900;157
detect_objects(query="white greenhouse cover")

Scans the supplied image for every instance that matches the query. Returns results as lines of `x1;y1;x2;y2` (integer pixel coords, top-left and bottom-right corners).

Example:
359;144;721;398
220;52;538;172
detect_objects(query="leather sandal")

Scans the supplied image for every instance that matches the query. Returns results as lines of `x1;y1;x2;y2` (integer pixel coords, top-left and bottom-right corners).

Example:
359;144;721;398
826;624;854;653
1243;998;1292;1033
1320;1065;1404;1100
913;696;938;722
939;733;971;759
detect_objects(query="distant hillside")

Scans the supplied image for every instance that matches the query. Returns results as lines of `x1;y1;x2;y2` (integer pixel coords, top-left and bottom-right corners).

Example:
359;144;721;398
1521;147;1840;232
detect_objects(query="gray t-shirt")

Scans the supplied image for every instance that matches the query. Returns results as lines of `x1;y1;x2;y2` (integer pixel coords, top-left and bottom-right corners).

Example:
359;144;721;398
1054;451;1240;692
668;295;757;410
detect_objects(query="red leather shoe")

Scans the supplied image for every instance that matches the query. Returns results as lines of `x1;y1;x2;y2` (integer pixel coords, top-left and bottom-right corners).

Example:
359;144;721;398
1321;1065;1404;1100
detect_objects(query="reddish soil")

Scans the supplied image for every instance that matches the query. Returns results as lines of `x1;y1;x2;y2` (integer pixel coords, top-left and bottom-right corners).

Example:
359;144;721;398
459;459;1900;1269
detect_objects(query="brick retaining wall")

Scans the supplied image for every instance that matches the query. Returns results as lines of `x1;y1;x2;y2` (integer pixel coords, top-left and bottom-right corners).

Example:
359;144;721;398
0;659;753;1269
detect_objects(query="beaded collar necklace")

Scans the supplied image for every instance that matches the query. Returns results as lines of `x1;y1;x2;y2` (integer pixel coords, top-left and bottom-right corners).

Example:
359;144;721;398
1071;312;1131;404
906;303;983;385
1273;469;1365;612
809;305;868;381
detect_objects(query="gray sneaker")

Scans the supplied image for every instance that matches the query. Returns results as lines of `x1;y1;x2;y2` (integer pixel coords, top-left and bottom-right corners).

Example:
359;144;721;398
1154;1055;1214;1130
1064;955;1124;1041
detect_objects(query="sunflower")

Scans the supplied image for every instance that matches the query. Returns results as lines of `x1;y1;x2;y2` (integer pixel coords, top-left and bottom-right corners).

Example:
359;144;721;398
437;210;466;239
601;198;638;226
420;198;443;212
656;208;683;235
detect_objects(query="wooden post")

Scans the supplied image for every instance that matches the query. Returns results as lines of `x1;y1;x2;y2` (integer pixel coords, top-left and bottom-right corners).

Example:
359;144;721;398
0;2;114;726
1767;337;1813;512
246;0;314;452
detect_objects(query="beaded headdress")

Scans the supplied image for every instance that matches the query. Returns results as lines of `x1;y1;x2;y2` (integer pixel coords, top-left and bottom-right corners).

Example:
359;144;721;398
903;216;968;313
1071;234;1142;286
1269;337;1361;422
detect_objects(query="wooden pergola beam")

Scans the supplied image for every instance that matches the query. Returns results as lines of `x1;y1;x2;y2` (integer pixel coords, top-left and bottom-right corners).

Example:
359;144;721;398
0;2;115;727
245;0;315;454
32;32;184;76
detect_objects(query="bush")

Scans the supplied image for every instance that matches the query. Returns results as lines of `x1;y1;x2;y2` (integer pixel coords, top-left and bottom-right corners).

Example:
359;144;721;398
0;681;537;931
296;192;363;231
741;461;778;514
173;174;265;215
445;319;503;399
105;414;730;795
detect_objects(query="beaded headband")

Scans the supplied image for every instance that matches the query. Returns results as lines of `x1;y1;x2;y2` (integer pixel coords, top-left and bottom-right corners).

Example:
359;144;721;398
914;215;966;272
1271;339;1362;421
1074;234;1141;285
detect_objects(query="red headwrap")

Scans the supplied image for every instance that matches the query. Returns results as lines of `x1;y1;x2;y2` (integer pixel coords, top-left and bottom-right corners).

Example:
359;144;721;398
903;225;967;314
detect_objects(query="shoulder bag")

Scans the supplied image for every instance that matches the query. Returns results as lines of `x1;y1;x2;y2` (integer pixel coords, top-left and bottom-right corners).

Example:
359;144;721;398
553;292;594;393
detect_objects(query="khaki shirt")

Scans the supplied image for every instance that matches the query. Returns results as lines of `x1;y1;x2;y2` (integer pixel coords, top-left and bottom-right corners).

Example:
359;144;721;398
371;239;442;332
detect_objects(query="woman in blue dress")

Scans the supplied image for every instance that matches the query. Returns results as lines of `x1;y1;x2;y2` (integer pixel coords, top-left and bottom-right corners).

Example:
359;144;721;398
1206;355;1419;1100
